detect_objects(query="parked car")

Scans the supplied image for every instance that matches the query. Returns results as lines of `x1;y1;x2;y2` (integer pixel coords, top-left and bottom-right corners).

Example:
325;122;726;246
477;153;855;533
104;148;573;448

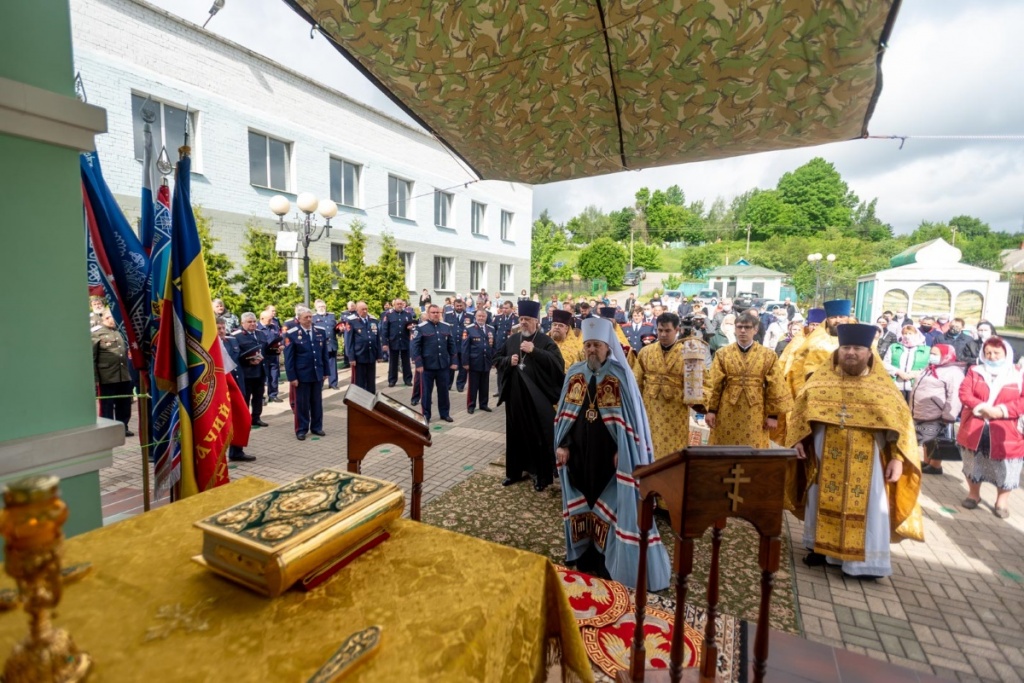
663;289;683;306
695;289;719;307
623;270;641;286
635;267;647;280
734;291;768;312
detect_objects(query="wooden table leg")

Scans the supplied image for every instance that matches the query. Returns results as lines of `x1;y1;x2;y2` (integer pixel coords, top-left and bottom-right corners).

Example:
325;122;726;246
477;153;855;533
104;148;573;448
701;518;726;679
671;537;694;683
347;456;362;475
754;536;781;683
627;496;653;681
410;452;423;521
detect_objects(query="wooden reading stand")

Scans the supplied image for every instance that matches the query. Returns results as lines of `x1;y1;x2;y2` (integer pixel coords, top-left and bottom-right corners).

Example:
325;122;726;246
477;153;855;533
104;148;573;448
617;446;796;683
342;385;432;520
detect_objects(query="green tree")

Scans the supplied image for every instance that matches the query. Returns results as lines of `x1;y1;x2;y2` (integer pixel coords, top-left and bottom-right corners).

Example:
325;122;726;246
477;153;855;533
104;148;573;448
849;199;893;241
307;260;346;314
237;223;302;312
531;211;561;287
630;241;662;271
949;214;991;240
906;221;952;245
664;184;685;206
775;157;859;231
677;243;724;280
608;206;635;241
743;189;804;239
363;231;409;315
193;206;242;312
576;237;628;286
566;205;612;244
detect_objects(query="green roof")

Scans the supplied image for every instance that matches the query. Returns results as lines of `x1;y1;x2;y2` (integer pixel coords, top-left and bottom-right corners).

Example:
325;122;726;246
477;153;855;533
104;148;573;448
706;264;788;278
889;239;942;268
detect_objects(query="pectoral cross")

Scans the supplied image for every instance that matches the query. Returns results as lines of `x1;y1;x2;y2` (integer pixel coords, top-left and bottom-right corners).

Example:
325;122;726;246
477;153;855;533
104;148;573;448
836;404;853;429
722;464;751;512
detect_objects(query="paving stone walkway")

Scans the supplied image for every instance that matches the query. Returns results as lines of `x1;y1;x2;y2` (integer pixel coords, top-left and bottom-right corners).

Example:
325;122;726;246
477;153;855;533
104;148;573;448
100;364;1022;682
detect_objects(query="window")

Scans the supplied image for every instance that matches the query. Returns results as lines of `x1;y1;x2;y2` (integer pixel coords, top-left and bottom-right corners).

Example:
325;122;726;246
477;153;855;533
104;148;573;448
389;175;413;219
500;264;513;292
470;260;486;291
433;256;453;291
248;131;291;191
471;201;486;235
330;243;345;273
329;158;361;207
398;251;415;291
434;190;453;228
131;93;197;163
500;210;513;241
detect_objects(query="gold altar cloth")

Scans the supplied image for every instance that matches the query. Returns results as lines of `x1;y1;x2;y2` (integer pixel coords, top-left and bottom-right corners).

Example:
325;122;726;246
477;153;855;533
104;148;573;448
0;478;592;682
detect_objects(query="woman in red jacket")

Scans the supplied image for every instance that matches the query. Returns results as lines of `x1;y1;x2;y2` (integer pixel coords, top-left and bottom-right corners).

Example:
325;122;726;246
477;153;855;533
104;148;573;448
957;337;1024;518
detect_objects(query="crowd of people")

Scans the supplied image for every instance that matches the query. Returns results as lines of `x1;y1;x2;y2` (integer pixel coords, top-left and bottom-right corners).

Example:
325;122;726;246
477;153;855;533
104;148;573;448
91;285;1019;587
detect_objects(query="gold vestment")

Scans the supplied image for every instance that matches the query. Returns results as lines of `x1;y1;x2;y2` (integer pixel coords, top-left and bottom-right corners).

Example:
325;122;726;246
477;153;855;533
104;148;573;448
554;333;583;373
785;358;924;560
704;343;793;448
634;341;699;461
787;327;838;399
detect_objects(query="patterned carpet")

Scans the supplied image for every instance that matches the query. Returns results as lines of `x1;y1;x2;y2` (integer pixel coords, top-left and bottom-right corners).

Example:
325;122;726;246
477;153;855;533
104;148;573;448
421;468;799;635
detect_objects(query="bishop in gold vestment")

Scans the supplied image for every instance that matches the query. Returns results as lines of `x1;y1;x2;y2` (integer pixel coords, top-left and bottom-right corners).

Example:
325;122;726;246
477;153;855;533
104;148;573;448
786;323;923;579
704;312;792;448
633;316;706;461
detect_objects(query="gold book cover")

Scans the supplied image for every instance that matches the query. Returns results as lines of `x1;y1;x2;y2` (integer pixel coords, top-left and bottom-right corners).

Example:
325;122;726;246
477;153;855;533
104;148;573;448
193;470;404;597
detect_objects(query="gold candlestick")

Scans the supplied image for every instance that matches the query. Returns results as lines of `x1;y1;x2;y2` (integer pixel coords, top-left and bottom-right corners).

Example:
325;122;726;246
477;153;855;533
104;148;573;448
1;475;91;682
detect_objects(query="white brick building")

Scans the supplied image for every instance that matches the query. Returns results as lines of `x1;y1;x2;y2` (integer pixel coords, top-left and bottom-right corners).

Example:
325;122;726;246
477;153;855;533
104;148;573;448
70;0;532;300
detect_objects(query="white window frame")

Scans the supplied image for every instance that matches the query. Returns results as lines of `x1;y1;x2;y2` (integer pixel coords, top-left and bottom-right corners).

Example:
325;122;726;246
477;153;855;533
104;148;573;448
500;210;514;241
329;157;362;208
389;174;414;219
471;201;487;235
131;93;199;169
500;264;514;293
433;256;454;291
330;243;346;274
434;190;453;228
470;260;487;292
398;251;415;292
248;129;292;192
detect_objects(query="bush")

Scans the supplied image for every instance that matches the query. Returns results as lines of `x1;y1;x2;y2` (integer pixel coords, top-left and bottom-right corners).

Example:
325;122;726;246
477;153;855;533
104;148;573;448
577;237;629;286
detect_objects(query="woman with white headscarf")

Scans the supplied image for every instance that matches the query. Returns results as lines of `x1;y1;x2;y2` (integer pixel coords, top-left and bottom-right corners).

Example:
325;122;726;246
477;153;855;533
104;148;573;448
957;336;1024;519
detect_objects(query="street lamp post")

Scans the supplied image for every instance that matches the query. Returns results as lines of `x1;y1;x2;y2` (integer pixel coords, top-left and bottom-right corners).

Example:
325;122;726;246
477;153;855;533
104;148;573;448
270;193;338;307
806;253;836;305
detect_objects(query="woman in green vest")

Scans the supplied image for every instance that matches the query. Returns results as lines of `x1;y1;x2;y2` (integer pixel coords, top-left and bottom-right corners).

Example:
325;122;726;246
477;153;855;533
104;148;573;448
882;324;932;401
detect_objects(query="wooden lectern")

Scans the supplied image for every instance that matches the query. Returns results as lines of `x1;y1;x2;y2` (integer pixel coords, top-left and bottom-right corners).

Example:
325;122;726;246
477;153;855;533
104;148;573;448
618;446;796;683
342;385;432;520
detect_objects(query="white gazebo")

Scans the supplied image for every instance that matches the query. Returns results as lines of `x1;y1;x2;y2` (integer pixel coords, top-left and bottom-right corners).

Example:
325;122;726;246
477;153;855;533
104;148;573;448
855;238;1009;326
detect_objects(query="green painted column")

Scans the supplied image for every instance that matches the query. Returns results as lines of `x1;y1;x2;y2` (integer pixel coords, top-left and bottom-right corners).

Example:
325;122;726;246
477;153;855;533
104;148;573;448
0;0;108;537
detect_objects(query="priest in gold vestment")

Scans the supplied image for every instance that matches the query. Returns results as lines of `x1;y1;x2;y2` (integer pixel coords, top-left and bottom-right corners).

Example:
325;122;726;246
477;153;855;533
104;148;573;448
549;310;583;373
786;323;923;580
769;308;824;444
704;310;792;448
787;300;850;399
633;312;706;461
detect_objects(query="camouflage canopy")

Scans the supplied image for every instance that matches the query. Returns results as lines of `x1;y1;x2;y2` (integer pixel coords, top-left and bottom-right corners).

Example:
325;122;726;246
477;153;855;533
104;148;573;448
282;1;902;184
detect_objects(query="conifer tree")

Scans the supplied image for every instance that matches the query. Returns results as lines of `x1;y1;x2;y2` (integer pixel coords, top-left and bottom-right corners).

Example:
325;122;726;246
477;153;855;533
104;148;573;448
236;223;301;313
194;206;242;312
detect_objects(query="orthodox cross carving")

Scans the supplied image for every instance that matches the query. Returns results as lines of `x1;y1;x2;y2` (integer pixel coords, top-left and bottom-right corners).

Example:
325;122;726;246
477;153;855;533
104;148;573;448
722;464;751;512
836;403;853;429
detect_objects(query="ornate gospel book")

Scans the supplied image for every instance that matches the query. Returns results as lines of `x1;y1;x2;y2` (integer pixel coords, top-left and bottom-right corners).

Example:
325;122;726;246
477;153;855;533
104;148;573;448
193;470;404;597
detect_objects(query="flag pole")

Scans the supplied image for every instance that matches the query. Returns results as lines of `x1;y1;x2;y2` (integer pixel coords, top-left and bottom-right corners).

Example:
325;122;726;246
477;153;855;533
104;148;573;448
137;373;152;511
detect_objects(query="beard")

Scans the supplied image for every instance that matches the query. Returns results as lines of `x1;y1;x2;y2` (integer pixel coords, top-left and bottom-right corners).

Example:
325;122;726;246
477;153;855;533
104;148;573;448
550;328;565;342
586;356;604;372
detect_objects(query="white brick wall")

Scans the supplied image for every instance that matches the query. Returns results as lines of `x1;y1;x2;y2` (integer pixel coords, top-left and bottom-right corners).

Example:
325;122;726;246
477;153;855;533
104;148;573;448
69;0;532;296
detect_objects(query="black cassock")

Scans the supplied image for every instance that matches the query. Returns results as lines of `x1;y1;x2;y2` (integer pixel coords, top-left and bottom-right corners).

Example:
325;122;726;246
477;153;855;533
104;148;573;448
493;330;565;487
561;375;617;507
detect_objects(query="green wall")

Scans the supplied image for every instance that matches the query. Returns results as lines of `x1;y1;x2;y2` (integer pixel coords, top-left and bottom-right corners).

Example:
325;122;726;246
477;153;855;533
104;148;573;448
0;0;105;540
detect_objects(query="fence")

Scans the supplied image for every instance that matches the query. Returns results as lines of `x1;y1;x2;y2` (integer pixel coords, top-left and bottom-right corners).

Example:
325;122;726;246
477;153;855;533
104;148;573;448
1006;273;1024;328
533;279;603;301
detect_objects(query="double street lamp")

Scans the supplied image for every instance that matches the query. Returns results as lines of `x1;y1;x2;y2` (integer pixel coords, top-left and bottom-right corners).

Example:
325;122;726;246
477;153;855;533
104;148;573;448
806;252;836;305
270;192;338;307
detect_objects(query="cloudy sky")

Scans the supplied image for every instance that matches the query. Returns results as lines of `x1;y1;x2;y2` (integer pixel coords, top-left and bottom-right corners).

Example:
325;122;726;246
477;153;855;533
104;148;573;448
149;0;1024;234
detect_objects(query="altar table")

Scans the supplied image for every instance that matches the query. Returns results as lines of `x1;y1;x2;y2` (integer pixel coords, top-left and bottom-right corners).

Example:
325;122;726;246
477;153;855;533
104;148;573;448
0;478;592;682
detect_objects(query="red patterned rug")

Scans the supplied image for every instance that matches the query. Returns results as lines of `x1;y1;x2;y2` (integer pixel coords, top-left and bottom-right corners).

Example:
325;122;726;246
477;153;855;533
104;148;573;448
554;566;744;682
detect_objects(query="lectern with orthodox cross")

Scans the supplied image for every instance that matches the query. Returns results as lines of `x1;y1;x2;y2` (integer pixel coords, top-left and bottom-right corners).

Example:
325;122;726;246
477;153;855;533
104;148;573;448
618;446;797;683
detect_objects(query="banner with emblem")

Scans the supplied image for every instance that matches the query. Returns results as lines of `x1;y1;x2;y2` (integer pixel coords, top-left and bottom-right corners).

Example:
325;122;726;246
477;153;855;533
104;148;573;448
153;151;235;497
81;152;150;369
141;119;182;492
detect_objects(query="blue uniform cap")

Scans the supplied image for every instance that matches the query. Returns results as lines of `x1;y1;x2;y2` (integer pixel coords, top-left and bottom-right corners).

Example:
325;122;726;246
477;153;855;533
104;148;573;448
823;299;852;318
837;323;876;348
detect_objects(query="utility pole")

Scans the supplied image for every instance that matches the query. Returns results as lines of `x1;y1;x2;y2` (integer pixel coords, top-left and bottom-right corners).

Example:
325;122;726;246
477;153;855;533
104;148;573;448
745;224;751;255
630;223;635;270
950;224;958;246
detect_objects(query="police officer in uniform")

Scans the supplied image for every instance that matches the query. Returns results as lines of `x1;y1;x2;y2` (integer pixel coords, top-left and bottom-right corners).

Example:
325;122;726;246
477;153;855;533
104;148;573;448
409;309;428;405
623;308;656;353
381;298;415;387
410;304;456;423
92;308;133;436
343;300;382;393
540;305;555;334
284;306;329;440
444;298;474;392
218;317;255;461
462;308;495;414
258;309;283;402
312;299;340;389
234;312;269;427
